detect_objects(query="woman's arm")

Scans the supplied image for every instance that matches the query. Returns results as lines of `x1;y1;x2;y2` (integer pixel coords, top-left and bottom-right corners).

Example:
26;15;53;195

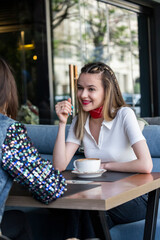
53;98;79;171
101;140;153;173
53;122;79;171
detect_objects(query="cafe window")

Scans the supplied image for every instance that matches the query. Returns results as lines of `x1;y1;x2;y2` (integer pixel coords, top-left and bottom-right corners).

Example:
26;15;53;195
0;0;50;125
0;0;152;124
52;0;141;123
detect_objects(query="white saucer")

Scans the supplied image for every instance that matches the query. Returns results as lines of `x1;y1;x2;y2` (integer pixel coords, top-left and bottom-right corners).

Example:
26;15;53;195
71;169;106;178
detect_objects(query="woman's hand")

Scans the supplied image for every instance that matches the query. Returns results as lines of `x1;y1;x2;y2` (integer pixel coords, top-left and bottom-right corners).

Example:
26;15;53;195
55;98;73;124
101;162;108;170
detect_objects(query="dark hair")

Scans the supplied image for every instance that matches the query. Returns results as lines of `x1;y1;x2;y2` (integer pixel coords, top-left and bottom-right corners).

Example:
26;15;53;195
0;58;18;119
75;62;127;140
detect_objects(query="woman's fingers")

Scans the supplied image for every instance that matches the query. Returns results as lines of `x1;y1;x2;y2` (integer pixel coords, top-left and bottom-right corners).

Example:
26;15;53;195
101;163;108;170
55;100;73;117
68;97;71;103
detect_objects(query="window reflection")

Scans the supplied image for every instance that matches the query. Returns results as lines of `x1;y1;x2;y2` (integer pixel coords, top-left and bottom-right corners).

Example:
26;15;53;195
0;0;141;125
0;0;50;124
52;0;141;123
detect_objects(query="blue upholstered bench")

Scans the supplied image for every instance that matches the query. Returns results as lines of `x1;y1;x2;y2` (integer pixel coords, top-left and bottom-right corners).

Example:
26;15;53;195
6;124;160;240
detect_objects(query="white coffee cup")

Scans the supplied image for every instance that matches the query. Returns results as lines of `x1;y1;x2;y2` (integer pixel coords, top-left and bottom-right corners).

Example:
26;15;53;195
73;158;101;173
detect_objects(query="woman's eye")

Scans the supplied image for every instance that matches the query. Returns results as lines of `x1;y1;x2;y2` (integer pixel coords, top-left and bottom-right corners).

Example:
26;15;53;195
89;88;95;91
77;86;83;90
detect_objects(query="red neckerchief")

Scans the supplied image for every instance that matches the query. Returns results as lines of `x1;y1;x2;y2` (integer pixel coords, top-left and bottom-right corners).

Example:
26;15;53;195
89;106;103;119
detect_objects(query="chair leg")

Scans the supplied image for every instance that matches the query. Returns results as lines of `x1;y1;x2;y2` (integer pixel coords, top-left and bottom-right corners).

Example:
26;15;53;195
89;210;112;240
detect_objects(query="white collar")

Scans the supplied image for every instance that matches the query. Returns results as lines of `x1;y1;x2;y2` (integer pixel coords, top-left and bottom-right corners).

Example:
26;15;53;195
102;119;115;129
84;115;115;131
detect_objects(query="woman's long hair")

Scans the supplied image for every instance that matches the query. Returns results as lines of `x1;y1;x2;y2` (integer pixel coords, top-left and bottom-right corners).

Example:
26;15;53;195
75;62;127;140
0;58;18;119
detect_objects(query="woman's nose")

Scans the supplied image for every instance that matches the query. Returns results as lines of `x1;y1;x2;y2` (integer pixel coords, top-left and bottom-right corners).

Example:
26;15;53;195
81;89;88;98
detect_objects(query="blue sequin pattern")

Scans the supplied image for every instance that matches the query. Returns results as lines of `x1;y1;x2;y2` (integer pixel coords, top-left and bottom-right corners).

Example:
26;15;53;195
1;122;67;204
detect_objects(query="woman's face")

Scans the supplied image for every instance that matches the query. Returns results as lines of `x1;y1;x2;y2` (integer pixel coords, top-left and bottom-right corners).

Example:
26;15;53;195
77;73;105;112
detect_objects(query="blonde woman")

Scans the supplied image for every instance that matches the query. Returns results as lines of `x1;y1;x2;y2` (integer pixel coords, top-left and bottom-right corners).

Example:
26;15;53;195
53;62;152;232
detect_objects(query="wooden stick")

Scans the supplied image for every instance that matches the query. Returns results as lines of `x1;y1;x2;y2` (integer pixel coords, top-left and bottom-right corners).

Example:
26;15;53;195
69;64;75;117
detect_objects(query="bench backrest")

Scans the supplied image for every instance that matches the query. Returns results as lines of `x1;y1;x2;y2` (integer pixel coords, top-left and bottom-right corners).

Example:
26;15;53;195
25;124;160;171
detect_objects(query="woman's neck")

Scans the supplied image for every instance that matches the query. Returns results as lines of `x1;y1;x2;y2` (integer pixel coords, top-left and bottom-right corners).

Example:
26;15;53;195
0;109;7;116
89;105;103;119
0;103;7;116
89;116;104;125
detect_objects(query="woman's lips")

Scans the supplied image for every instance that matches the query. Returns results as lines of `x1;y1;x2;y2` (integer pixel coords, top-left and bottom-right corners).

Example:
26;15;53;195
82;100;91;105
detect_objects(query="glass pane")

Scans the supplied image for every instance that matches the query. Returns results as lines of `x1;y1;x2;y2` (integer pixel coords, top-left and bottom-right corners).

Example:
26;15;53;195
52;0;82;124
51;0;141;124
0;0;141;125
0;0;50;124
107;6;140;117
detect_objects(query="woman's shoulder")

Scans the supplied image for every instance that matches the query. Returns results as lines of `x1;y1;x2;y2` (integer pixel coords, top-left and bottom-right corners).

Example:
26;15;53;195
0;115;24;147
8;121;26;131
0;114;26;135
0;114;16;132
117;106;135;117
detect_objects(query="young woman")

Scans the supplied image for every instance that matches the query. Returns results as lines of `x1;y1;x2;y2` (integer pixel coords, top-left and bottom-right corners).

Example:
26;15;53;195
0;57;66;240
53;62;153;229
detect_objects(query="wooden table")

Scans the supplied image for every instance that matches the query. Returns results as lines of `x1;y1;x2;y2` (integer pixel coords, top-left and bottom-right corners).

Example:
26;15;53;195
6;172;160;240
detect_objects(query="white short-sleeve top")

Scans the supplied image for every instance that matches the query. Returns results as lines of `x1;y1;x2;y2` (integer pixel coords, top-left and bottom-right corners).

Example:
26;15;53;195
66;107;145;163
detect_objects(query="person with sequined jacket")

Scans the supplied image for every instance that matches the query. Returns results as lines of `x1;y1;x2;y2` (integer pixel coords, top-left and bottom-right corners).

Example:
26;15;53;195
0;58;34;240
0;57;66;240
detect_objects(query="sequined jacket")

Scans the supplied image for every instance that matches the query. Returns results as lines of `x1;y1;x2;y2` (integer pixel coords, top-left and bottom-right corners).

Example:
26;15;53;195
0;113;67;224
0;113;14;223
